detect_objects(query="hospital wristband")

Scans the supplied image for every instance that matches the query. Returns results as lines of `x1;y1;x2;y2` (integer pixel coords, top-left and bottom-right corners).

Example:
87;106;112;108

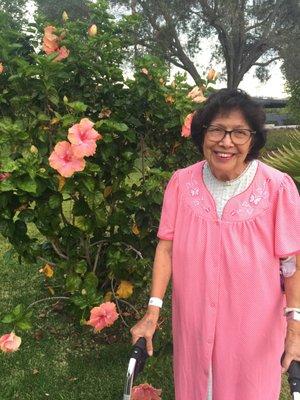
148;297;163;308
284;307;300;315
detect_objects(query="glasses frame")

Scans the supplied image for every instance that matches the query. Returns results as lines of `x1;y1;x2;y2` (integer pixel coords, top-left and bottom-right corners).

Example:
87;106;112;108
203;125;255;145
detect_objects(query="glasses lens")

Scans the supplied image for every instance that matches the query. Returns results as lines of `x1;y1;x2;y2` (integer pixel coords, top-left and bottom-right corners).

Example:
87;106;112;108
206;127;224;141
206;127;252;144
231;129;251;144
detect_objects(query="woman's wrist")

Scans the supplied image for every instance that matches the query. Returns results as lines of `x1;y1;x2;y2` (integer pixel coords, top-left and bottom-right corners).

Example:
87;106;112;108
287;319;300;334
146;305;160;318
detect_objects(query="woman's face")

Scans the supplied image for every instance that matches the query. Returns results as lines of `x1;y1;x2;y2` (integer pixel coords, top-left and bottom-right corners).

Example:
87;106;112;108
202;109;253;181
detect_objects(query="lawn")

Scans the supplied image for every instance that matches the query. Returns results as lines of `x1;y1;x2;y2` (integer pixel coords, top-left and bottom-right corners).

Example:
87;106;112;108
0;128;297;399
0;236;173;400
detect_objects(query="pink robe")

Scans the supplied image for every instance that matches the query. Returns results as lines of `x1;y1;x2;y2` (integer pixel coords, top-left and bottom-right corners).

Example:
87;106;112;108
157;160;300;400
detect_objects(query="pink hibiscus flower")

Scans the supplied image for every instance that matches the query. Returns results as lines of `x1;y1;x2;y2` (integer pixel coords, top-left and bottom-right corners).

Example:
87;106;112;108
187;86;207;103
131;383;162;400
86;302;119;332
42;25;69;61
68;118;102;158
48;141;85;177
181;112;194;138
0;332;22;353
0;172;11;181
54;46;70;62
42;26;60;54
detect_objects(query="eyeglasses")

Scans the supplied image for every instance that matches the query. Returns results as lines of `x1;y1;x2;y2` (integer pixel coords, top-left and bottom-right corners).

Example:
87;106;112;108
204;125;255;145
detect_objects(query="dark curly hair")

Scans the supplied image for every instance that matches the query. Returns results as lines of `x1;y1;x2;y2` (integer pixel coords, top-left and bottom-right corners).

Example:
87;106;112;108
191;88;267;161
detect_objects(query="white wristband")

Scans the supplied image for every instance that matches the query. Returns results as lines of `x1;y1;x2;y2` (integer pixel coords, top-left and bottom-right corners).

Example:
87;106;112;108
148;297;163;308
284;307;300;315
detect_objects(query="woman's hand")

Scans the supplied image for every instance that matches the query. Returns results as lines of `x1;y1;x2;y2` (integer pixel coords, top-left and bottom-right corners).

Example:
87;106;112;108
130;309;159;356
281;320;300;373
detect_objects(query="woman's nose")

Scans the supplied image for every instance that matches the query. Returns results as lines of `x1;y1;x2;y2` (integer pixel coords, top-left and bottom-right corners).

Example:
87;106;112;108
219;133;235;146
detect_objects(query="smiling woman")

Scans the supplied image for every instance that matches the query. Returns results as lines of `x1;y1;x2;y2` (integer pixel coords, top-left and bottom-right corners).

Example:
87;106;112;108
130;89;300;400
191;89;267;182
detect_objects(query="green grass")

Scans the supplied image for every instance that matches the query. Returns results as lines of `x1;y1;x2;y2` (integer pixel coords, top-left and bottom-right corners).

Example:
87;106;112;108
263;128;299;155
0;129;297;399
0;237;173;400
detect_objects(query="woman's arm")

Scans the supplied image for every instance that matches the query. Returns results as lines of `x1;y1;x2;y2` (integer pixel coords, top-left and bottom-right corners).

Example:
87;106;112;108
284;254;300;306
130;239;172;356
282;254;300;372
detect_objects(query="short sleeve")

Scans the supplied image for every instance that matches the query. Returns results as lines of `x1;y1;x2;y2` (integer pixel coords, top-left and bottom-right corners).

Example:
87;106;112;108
157;171;179;240
274;173;300;257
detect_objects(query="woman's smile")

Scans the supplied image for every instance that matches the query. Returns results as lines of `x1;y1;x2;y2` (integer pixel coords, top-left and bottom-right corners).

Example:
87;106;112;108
203;109;252;181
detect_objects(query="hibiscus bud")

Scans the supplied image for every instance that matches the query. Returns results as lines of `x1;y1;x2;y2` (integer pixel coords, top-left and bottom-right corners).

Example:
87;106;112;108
30;145;38;154
62;11;69;22
0;63;4;74
207;69;218;81
0;172;11;181
141;67;149;76
165;95;175;104
88;24;97;37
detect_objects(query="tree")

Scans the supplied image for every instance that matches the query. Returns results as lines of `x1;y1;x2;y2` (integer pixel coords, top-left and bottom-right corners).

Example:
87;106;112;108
34;0;92;21
278;1;300;83
110;0;299;88
0;0;27;23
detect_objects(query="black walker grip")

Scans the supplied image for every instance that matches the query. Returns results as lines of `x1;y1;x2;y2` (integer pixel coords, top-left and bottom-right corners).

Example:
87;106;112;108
281;352;300;394
131;337;149;380
131;332;157;380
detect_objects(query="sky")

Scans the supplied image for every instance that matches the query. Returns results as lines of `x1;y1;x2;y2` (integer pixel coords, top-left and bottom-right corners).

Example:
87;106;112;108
25;2;287;99
177;36;287;99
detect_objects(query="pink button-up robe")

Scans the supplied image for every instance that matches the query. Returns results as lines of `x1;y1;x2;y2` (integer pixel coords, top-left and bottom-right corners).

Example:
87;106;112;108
157;160;300;400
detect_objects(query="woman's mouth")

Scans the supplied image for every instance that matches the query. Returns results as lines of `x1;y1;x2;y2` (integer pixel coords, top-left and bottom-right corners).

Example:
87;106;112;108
213;151;235;161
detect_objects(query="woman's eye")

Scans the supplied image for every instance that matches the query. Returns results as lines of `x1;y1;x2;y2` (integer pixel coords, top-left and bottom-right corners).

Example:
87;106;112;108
234;130;248;136
209;127;223;133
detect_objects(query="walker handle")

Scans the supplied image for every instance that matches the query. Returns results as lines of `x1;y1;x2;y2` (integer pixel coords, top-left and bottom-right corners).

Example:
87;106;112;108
281;352;300;394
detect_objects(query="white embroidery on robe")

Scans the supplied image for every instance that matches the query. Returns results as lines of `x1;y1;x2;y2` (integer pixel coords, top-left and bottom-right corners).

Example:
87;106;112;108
230;179;270;217
186;181;211;213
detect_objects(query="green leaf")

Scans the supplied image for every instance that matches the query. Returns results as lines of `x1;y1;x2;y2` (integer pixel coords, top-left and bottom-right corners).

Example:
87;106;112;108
0;179;14;192
83;272;98;291
75;260;88;275
95;209;107;226
67;101;88;112
16;177;37;193
13;304;24;317
1;313;15;323
48;193;63;209
16;320;32;331
98;120;128;132
0;159;18;172
71;294;89;309
74;216;93;232
66;274;82;293
86;162;101;172
83;176;95;192
18;209;35;223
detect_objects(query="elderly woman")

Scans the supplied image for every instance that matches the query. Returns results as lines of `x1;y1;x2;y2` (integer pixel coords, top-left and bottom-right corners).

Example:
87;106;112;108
130;89;300;400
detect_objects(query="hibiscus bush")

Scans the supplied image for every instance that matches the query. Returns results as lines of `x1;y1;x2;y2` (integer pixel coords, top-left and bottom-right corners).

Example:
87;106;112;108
0;0;215;342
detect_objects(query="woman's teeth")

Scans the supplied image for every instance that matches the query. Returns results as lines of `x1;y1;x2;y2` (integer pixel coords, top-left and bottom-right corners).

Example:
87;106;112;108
214;152;234;159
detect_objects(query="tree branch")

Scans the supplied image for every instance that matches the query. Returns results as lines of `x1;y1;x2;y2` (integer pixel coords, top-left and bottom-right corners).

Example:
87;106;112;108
254;56;281;67
51;240;68;260
93;242;102;273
